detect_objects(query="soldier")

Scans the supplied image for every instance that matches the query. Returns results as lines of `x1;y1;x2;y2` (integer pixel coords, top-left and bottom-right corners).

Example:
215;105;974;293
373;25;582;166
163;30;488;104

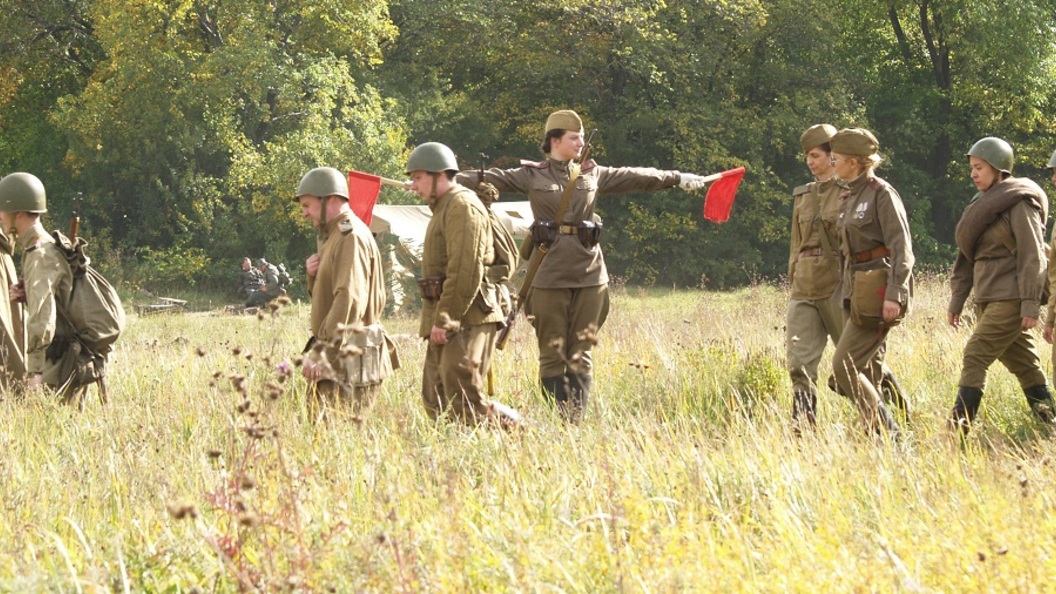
237;256;264;302
297;166;395;419
787;125;910;434
1043;149;1056;360
246;257;283;307
949;138;1053;436
0;172;94;401
411;142;520;426
0;225;25;390
455;109;710;422
829;128;913;439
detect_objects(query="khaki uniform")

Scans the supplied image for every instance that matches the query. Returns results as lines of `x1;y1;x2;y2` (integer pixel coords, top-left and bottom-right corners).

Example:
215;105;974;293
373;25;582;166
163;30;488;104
831;173;914;430
18;221;79;389
950;190;1048;390
238;267;263;299
456;160;680;383
786;177;844;395
307;209;392;416
419;183;505;424
0;230;25;388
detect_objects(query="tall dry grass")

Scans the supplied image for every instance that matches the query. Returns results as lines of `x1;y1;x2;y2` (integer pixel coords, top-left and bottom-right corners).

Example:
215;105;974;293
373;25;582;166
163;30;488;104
2;276;1056;592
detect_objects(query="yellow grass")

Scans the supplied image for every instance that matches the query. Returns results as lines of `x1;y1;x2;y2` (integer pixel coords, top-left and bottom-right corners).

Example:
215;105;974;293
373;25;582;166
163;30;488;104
2;276;1056;591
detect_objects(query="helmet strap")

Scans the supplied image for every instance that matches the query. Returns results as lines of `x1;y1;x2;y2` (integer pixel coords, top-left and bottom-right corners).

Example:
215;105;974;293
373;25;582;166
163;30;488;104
430;173;439;200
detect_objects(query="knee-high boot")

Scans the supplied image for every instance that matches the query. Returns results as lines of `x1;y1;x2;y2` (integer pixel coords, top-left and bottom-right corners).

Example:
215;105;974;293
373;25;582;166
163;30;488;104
880;371;911;423
541;375;568;408
947;386;983;437
1023;384;1056;424
791;391;817;435
564;372;591;424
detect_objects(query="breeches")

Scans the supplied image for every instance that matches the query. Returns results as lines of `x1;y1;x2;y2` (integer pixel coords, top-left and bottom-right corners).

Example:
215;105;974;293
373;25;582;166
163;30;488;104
831;314;888;404
786;296;844;394
422;322;498;424
529;285;610;378
959;300;1044;390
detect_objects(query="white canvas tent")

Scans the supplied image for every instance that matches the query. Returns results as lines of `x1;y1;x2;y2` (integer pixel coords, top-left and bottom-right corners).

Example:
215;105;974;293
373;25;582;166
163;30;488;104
370;201;533;313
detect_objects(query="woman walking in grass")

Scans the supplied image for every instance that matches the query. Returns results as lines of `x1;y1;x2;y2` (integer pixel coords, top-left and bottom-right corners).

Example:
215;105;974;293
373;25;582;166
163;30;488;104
828;128;913;439
948;137;1054;437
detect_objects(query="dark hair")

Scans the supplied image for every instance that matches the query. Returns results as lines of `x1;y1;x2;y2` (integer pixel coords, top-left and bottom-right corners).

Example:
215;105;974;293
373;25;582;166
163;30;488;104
818;142;832;154
541;129;566;154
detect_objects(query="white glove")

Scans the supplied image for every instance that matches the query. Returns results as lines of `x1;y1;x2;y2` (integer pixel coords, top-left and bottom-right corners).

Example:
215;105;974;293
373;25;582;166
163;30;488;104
679;173;708;191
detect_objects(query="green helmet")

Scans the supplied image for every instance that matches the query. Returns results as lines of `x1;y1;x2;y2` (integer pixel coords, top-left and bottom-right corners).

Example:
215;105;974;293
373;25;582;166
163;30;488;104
296;167;348;200
967;137;1014;174
0;172;47;213
406;142;458;174
1047;149;1056;170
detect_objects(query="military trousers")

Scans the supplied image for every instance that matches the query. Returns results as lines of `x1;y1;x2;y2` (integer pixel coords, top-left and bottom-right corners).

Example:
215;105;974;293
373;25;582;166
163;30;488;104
310;379;380;421
831;312;888;407
529;285;610;378
786;296;844;395
422;322;499;425
959;300;1045;390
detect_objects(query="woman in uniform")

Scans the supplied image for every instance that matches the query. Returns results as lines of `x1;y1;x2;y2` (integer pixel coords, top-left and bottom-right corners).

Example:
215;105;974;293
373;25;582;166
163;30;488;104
948;137;1053;437
457;109;709;422
828;128;913;439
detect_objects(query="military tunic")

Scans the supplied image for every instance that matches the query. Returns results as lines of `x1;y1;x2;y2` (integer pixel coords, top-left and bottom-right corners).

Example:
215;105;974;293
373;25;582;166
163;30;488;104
786;177;844;395
831;173;914;428
18;221;75;388
950;179;1048;391
0;230;25;387
307;209;391;415
419;183;504;424
456;160;680;381
238;267;263;299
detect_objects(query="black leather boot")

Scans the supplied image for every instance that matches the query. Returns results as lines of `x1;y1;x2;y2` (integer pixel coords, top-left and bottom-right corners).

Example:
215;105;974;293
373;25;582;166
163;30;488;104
791;391;817;436
880;371;911;423
541;376;568;408
563;372;591;424
1023;384;1056;424
947;386;983;437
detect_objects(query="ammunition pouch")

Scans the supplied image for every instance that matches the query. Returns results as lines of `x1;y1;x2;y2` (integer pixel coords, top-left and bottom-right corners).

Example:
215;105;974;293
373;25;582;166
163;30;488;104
530;220;558;247
340;324;389;388
575;220;603;248
417;276;446;300
532;220;604;248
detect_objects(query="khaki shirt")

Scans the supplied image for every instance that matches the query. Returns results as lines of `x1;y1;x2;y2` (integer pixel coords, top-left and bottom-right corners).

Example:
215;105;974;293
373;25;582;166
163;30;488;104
836;173;914;307
18;221;73;376
457;159;681;288
419;183;504;337
789;177;842;300
0;230;25;378
308;209;386;361
951;200;1047;319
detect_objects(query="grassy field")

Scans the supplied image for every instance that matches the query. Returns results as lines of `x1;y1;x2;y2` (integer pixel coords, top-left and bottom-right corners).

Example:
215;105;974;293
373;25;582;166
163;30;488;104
3;276;1056;592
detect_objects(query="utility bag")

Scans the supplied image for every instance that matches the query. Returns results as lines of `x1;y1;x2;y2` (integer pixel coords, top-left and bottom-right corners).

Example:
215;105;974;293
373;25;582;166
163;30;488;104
51;231;126;356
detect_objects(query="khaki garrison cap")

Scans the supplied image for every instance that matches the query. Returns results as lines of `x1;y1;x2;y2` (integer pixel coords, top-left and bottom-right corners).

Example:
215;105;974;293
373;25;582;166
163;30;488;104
800;124;838;153
544;110;584;135
830;128;879;157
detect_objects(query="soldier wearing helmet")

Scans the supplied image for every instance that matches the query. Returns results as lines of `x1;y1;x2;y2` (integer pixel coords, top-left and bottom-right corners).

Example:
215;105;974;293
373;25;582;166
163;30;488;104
947;138;1054;437
409;142;521;427
246;257;283;307
0;178;25;389
454;109;708;423
786;125;910;435
296;166;396;420
827;128;914;440
946;136;1051;435
0;172;82;399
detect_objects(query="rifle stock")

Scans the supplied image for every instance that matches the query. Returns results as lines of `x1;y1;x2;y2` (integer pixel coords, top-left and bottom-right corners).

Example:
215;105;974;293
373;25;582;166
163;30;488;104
69;192;82;240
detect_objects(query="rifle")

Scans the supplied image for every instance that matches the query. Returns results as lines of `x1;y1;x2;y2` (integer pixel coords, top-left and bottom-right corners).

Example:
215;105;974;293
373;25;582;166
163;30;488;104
69;192;82;241
496;129;596;350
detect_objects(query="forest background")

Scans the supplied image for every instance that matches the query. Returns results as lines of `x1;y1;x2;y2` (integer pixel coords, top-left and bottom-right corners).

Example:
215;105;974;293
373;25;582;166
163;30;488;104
2;0;1056;293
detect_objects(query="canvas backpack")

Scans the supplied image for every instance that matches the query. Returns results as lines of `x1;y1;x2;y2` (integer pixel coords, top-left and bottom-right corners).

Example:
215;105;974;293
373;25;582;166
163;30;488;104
276;263;292;288
51;231;126;356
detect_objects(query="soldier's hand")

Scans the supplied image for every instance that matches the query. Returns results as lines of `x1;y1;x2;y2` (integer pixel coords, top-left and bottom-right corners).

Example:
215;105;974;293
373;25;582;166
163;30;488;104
301;358;324;381
306;253;321;277
9;281;25;304
882;299;901;323
430;325;448;345
948;312;961;329
679;173;708;191
1044;325;1054;344
1023;316;1038;331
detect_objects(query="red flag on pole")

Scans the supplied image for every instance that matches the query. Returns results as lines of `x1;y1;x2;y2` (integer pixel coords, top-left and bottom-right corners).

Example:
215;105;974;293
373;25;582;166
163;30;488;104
347;170;382;226
703;166;745;223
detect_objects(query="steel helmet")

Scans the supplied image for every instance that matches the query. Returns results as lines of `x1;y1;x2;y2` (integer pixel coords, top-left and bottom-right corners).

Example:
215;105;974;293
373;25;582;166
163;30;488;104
967;137;1014;174
1047;149;1056;170
405;142;459;174
296;167;349;199
0;172;47;213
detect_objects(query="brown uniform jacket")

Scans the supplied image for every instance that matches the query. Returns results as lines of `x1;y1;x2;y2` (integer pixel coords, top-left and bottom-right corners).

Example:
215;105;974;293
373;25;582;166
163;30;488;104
457;159;681;288
789;177;842;300
950;191;1048;319
18;221;74;381
836;173;914;307
308;209;387;361
0;230;25;379
419;183;505;338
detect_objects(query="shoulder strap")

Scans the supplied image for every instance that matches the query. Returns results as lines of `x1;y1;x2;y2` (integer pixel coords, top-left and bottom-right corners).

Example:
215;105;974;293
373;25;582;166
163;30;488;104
516;162;581;304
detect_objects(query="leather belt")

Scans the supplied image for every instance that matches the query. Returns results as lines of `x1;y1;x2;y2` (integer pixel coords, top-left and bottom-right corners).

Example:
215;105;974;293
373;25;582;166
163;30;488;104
852;245;891;264
798;247;825;260
558;224;579;235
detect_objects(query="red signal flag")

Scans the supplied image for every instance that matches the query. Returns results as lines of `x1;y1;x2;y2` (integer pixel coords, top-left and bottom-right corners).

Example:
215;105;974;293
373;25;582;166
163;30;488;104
703;166;745;223
347;170;382;226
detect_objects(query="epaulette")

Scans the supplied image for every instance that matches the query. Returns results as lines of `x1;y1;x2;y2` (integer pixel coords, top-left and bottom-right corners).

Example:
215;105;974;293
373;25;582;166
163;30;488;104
792;184;810;196
520;159;550;169
581;158;597;173
868;176;888;191
338;217;355;235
